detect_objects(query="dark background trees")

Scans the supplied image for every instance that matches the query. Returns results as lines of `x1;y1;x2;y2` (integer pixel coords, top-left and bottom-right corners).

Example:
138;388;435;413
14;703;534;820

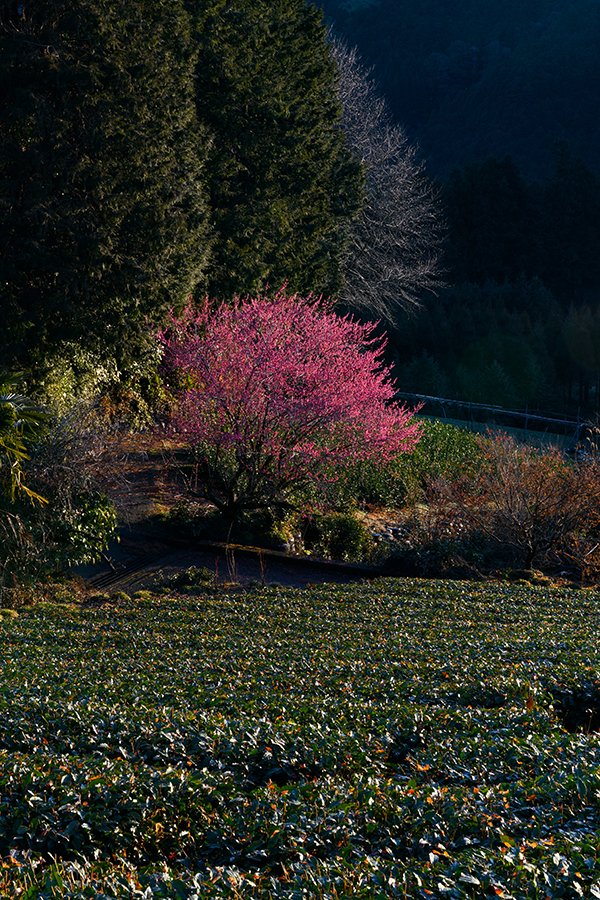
318;0;600;178
320;0;600;416
389;152;600;413
418;150;600;412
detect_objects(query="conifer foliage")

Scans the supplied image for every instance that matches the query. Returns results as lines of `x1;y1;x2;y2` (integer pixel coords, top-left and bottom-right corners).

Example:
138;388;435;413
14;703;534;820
0;0;212;369
192;0;363;299
1;1;365;372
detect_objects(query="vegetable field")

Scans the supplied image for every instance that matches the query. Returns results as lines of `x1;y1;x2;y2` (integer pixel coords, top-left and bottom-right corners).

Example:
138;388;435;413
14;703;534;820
0;579;598;897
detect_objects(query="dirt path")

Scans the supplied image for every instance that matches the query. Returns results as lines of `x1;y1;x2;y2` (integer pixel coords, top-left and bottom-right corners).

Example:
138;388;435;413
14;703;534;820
83;434;384;591
80;528;379;592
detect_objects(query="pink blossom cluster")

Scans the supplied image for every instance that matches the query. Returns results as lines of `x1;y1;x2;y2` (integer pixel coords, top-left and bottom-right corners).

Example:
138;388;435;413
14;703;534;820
159;290;420;489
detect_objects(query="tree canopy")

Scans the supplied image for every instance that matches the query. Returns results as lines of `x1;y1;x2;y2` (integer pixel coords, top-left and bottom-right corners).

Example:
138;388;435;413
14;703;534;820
160;290;420;520
191;0;363;298
1;0;363;374
332;40;441;321
0;0;213;370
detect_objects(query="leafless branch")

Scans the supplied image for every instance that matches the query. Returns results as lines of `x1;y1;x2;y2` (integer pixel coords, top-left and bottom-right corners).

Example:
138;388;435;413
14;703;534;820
332;39;443;323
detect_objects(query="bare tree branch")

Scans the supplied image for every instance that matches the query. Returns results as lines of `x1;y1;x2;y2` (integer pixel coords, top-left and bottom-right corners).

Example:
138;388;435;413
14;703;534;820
332;39;443;322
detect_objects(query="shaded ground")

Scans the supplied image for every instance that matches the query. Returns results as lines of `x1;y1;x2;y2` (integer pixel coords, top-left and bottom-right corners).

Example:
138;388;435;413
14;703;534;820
81;433;385;591
94;433;191;525
79;527;379;592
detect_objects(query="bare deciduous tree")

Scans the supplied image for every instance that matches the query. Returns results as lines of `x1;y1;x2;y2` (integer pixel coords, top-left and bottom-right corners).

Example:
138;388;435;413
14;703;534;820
332;39;443;322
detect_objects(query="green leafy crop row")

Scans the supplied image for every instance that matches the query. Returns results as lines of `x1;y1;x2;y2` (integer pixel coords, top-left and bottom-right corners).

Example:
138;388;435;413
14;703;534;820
0;579;598;897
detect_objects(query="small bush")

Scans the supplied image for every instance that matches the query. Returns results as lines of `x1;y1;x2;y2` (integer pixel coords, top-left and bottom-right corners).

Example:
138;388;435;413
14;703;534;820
37;341;165;429
1;405;119;599
2;490;118;587
299;511;374;562
560;533;600;584
35;346;120;417
383;481;488;577
331;459;408;509
167;503;292;551
394;418;482;504
166;567;216;590
471;433;600;570
0;608;18;620
53;491;118;567
165;502;220;538
393;433;600;578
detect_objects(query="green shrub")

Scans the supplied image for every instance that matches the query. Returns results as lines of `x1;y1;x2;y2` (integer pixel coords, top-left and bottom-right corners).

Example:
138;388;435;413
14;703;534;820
1;405;119;593
333;459;408;508
50;491;118;568
6;490;119;579
0;608;18;620
394;418;481;504
35;346;120;417
332;419;481;510
167;503;293;551
300;511;374;562
165;566;216;590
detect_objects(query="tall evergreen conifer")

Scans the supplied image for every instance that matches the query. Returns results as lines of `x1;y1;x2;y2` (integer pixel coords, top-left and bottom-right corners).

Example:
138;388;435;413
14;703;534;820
0;0;212;369
191;0;362;298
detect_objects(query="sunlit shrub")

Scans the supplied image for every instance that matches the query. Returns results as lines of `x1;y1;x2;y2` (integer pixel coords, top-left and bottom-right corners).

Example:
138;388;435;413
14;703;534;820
299;511;374;562
470;433;600;569
384;432;600;578
332;419;481;510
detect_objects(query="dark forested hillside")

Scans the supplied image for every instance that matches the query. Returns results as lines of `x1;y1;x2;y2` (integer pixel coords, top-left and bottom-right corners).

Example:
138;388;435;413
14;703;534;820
319;0;600;179
320;0;600;416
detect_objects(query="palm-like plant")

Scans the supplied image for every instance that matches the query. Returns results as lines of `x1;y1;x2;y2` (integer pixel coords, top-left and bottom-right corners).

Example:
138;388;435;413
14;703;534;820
0;373;47;506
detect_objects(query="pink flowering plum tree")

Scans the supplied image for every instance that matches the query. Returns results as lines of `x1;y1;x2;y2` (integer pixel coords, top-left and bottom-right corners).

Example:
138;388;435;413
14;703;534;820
159;290;420;522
